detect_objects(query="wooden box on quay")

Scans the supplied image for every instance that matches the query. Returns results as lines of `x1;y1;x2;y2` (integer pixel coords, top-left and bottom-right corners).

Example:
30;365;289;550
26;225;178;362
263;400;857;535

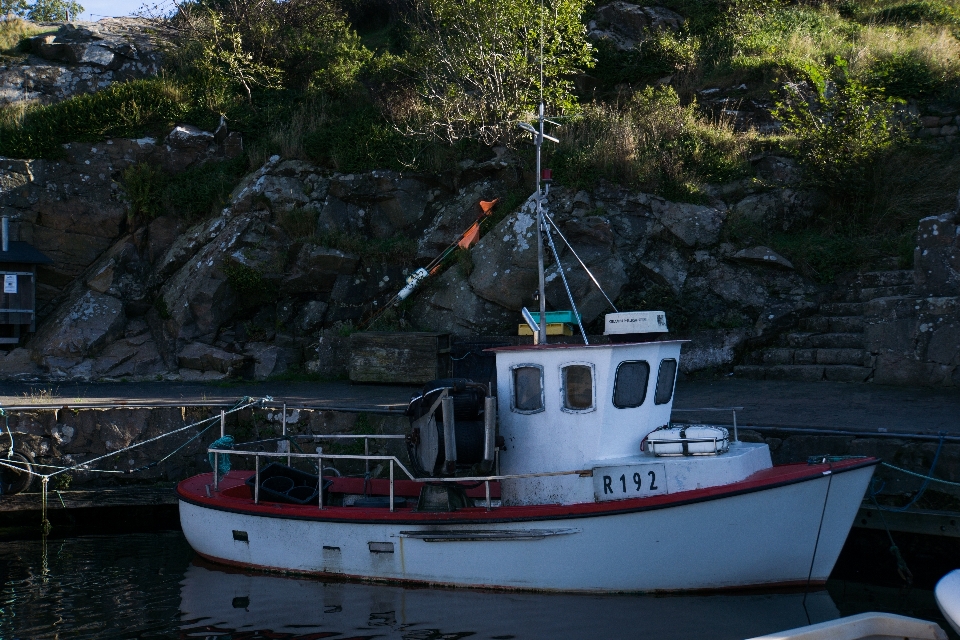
349;332;451;385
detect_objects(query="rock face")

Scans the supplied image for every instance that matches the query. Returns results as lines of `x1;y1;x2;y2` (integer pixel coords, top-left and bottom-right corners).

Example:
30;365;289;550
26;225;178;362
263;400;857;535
0;18;168;107
0;129;241;316
587;4;684;51
5;102;957;387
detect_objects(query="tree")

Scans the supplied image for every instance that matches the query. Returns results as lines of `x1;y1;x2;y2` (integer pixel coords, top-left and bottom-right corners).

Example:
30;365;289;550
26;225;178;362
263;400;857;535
1;0;30;17
27;0;83;21
170;0;370;99
402;0;593;145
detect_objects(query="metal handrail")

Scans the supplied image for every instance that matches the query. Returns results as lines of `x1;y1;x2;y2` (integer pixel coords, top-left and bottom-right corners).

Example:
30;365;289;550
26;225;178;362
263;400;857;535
672;407;742;442
207;436;594;512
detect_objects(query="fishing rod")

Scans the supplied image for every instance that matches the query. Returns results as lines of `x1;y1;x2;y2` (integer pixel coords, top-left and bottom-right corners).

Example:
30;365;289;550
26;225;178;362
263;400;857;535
361;199;499;329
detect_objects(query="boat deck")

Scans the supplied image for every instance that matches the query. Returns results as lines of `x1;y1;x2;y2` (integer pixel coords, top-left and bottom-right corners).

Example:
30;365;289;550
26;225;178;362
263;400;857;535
177;457;878;524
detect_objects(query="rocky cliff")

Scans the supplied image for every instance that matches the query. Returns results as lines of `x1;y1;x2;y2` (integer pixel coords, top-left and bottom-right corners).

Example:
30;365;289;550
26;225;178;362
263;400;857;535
0;18;957;387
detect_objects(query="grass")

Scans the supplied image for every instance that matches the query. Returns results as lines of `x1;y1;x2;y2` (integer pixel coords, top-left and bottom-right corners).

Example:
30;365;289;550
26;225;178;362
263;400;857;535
122;155;249;222
550;86;754;202
0;17;52;54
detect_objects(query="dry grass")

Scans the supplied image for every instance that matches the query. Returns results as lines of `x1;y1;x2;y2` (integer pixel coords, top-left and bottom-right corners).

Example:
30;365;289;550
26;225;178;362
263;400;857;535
551;87;754;200
0;17;50;53
844;23;960;79
247;94;331;168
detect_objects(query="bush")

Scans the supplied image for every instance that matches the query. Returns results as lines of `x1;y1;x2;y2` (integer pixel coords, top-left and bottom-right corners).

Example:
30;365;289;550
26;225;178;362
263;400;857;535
592;31;700;89
869;1;959;27
170;0;370;97
550;86;751;201
0;79;193;158
772;70;904;196
120;156;247;223
401;0;594;145
865;51;944;99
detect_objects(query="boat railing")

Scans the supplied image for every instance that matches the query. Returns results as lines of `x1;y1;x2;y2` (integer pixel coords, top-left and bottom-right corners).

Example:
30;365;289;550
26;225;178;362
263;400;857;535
207;434;592;513
671;406;743;442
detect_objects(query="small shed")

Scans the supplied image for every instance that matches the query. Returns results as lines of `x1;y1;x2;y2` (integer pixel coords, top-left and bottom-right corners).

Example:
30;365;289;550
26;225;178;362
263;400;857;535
0;217;52;345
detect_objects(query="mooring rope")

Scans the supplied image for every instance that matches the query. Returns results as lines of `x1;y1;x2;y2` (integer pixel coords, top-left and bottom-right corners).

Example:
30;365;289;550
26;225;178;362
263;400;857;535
0;396;259;481
0;395;264;536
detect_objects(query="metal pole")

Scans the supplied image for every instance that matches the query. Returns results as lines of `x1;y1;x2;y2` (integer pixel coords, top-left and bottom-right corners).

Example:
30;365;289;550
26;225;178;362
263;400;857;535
733;409;739;443
485;480;491;511
254;454;260;504
318;452;323;510
283;403;290;466
364;437;369;479
389;459;394;513
220;410;225;438
536;102;547;346
213;452;219;492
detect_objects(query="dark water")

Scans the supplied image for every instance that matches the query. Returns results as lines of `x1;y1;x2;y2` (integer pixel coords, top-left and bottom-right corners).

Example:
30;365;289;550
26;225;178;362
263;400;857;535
0;531;953;640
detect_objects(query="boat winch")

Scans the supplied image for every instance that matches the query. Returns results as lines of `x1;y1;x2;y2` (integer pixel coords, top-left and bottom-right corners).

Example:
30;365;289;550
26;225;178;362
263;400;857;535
406;378;498;477
645;425;729;456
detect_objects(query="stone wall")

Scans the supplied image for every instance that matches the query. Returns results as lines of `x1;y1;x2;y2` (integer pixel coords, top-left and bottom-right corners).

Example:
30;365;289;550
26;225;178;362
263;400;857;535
865;198;960;386
4;405;407;489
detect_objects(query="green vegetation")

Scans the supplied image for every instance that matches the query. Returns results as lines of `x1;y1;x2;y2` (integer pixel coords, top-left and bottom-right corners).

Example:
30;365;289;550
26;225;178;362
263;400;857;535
222;261;276;308
316;231;418;265
0;0;957;286
551;86;752;202
122;156;248;222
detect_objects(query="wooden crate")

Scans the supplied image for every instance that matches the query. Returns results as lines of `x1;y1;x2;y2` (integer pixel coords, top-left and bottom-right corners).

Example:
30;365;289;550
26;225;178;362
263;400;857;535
350;332;451;385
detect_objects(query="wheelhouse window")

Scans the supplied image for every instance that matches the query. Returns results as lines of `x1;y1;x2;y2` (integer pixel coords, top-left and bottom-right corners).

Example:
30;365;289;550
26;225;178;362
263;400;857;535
562;364;594;411
613;360;650;408
654;359;678;405
512;365;544;413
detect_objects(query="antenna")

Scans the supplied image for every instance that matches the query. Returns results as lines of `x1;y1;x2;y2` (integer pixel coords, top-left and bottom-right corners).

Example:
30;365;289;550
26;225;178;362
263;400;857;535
514;0;562;345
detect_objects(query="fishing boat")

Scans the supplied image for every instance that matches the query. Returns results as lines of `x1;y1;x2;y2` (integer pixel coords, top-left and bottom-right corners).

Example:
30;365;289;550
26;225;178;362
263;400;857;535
177;102;878;593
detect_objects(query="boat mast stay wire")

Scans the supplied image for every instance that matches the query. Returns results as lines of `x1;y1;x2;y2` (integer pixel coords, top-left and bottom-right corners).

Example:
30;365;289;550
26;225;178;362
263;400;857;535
542;210;589;344
541;209;620;313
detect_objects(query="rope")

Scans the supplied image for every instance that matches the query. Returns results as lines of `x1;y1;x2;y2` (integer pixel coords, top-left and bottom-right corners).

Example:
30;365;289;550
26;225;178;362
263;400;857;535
208;436;234;480
37;396;257;480
868;480;914;585
804;463;833;597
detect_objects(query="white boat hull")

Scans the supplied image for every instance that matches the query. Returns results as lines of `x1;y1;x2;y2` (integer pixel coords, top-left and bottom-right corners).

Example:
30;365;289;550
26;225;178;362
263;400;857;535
179;462;875;592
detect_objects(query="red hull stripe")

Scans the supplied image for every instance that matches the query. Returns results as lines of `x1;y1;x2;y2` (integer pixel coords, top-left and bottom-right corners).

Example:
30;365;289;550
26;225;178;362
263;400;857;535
177;457;877;525
192;550;827;595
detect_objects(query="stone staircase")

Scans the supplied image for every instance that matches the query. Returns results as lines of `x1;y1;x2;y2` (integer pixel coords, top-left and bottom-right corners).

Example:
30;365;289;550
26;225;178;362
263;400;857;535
735;270;916;382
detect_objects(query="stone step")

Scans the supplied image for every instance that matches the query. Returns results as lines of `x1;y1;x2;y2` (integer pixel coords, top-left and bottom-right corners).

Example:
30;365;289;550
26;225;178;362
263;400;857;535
829;316;866;333
819;302;864;317
858;284;916;302
759;347;869;366
798;316;865;333
824;365;874;383
734;364;873;382
857;270;915;288
787;332;865;349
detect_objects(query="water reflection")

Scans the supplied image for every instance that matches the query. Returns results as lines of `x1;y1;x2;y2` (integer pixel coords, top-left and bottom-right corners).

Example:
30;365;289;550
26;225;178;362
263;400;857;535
180;561;839;640
2;530;940;640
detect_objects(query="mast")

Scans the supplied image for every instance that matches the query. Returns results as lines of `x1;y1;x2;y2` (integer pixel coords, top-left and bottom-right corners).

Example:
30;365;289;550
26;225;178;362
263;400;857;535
535;102;547;346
